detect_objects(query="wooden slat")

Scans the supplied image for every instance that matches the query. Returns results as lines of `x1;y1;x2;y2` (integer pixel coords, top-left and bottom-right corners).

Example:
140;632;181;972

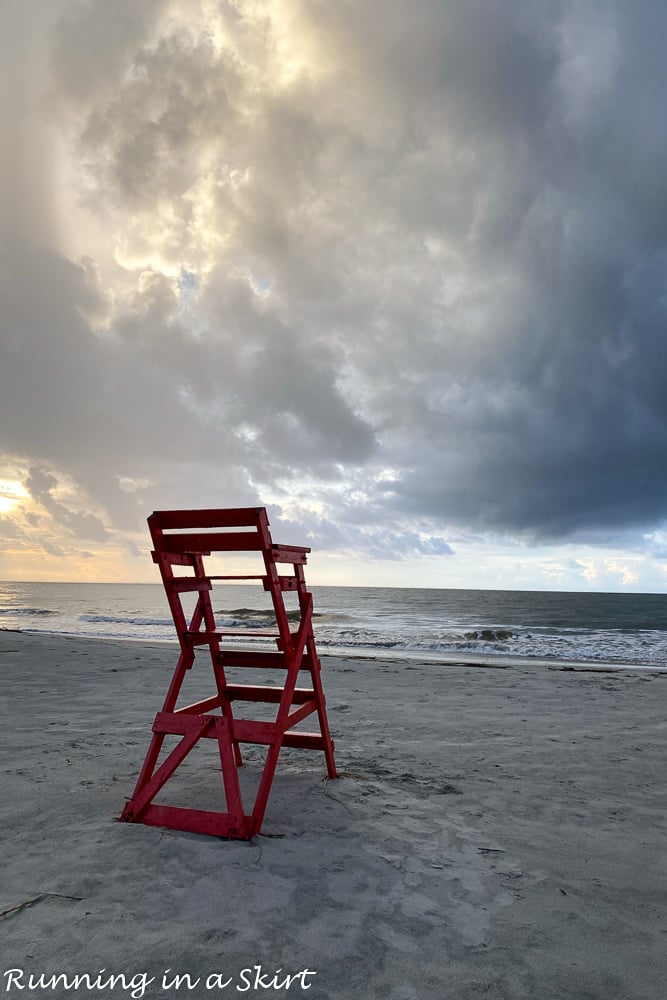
184;630;281;646
217;649;313;670
224;685;316;704
208;575;265;581
149;508;265;530
215;629;281;637
152;551;201;565
183;631;220;646
218;649;286;667
154;711;278;746
153;711;208;735
282;731;329;750
170;578;212;593
139;804;250;839
153;531;264;554
271;545;309;564
233;719;279;744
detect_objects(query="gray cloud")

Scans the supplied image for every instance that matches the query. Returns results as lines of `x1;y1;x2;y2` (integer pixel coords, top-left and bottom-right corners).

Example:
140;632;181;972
49;0;169;106
2;0;667;568
24;465;109;542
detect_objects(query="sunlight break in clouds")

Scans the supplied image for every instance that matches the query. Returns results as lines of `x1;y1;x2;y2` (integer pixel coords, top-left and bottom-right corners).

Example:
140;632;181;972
0;481;29;516
2;0;667;591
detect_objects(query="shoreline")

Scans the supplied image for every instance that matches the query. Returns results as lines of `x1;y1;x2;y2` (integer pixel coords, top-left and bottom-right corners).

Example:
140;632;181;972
2;629;666;998
3;625;665;674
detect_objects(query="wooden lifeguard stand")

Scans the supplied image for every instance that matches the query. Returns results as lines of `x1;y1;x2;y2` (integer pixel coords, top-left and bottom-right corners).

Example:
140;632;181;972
120;507;337;839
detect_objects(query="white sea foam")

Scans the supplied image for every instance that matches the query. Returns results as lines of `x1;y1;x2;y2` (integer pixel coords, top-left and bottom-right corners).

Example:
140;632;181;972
1;581;667;668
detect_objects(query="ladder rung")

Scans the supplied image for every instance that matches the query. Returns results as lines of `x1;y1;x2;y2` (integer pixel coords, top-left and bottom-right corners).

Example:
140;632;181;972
167;572;267;585
154;711;278;745
151;713;331;753
233;719;279;743
185;630;281;646
225;685;315;704
283;731;328;750
170;578;213;593
216;629;280;638
208;575;266;580
217;649;313;670
169;574;285;589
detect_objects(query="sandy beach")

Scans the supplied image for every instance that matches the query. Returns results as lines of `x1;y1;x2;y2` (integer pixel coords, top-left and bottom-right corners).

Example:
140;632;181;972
1;629;666;1000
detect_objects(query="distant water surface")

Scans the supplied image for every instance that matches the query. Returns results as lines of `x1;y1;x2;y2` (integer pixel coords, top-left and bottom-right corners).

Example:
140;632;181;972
1;581;666;668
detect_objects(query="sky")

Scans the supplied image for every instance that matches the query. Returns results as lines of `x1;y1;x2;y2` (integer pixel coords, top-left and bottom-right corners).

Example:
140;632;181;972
2;0;667;591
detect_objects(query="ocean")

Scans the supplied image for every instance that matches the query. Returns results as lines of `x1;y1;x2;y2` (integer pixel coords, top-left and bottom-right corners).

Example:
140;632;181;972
1;581;667;669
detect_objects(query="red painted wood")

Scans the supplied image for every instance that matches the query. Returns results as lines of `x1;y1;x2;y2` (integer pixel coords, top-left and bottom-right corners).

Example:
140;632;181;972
282;731;329;750
123;715;213;820
217;649;313;669
224;685;316;704
153;531;265;553
284;700;318;730
120;506;337;840
139;804;250;839
175;695;224;714
149;507;266;530
270;546;309;564
170;578;213;593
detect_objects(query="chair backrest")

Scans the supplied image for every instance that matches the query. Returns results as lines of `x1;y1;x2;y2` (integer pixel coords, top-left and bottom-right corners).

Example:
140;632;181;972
148;506;273;557
148;507;310;654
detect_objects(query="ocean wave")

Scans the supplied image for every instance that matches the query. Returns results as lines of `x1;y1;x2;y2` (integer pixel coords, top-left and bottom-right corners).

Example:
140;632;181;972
218;607;318;623
217;617;274;631
5;583;667;669
79;614;172;627
316;629;474;651
79;611;279;632
221;607;274;619
464;628;516;642
0;607;56;616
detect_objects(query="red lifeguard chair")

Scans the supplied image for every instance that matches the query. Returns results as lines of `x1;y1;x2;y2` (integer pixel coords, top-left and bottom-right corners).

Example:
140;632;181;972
120;507;337;839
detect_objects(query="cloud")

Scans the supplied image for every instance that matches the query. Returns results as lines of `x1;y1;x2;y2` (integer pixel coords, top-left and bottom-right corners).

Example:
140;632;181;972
2;0;667;582
24;464;109;542
49;0;169;106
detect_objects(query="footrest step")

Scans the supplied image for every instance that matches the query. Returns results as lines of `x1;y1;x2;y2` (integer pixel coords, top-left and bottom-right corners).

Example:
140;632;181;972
282;731;329;751
217;649;313;670
186;630;281;645
225;685;316;704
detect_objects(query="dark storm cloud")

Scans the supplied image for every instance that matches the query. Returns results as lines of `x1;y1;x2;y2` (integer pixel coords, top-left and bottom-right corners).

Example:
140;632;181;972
328;0;667;539
2;0;667;561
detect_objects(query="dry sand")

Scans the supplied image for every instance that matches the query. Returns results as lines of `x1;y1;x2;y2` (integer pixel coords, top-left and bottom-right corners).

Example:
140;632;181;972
1;629;666;1000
